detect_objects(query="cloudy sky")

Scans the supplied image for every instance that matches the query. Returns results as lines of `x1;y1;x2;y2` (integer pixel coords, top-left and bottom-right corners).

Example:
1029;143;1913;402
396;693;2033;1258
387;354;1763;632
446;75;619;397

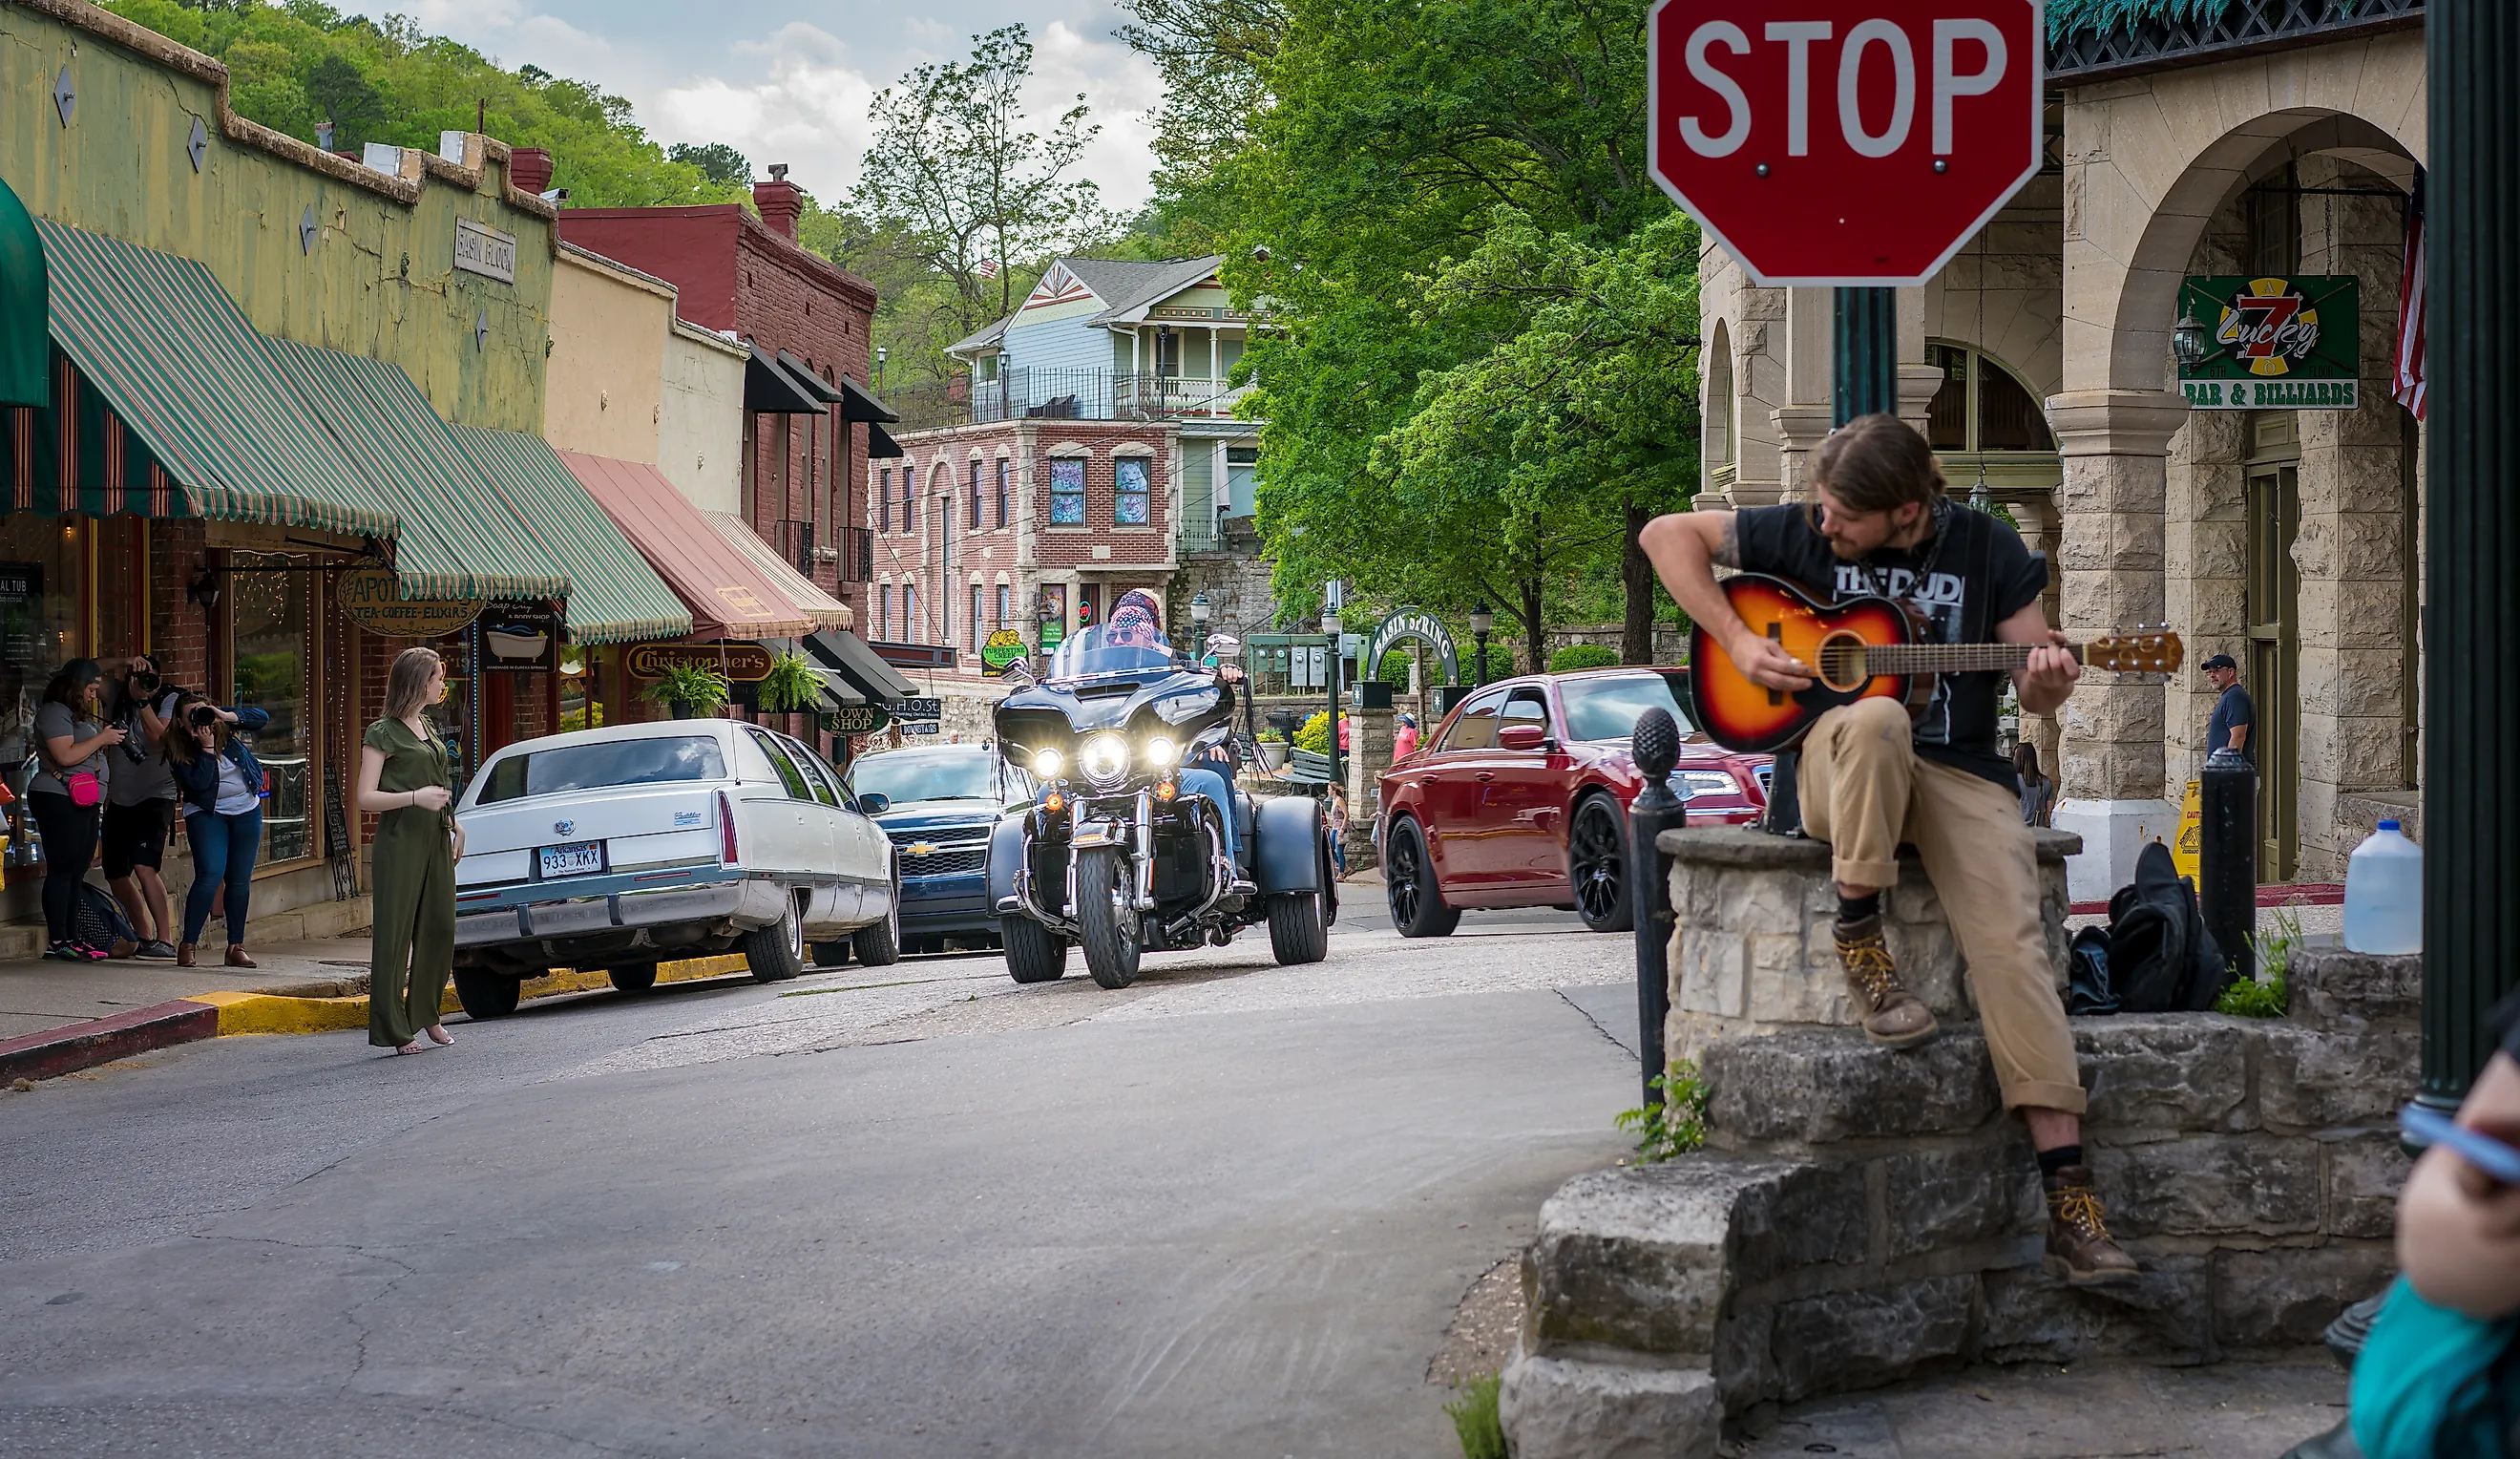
400;0;1163;213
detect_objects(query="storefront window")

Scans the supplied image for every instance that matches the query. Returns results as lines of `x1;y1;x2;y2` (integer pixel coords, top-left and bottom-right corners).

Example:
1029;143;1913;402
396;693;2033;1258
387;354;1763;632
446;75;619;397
0;517;84;879
229;552;312;864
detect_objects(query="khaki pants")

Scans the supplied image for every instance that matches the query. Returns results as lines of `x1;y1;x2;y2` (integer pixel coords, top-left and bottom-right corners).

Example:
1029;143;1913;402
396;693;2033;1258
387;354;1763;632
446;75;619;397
1799;696;2086;1115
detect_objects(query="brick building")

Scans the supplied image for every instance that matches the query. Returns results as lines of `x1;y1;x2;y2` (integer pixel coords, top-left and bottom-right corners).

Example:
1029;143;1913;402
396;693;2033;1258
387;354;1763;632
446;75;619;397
558;174;893;616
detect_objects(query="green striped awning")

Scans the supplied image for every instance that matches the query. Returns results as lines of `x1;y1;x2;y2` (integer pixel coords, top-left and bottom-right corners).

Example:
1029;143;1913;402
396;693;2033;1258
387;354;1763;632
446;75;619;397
32;219;396;538
263;338;567;604
452;425;693;645
0;180;42;409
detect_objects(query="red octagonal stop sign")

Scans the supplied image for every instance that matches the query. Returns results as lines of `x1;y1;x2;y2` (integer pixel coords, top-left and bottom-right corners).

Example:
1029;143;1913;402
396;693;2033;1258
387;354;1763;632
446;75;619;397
1648;0;2044;286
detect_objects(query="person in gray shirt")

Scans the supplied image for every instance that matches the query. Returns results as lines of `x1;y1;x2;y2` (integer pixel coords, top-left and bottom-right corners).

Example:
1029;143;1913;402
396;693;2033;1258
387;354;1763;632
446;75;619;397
29;659;126;961
102;653;183;960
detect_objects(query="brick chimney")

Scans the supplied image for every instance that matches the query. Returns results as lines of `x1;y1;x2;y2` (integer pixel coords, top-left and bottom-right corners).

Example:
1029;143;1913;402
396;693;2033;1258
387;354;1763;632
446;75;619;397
754;163;801;241
509;147;554;196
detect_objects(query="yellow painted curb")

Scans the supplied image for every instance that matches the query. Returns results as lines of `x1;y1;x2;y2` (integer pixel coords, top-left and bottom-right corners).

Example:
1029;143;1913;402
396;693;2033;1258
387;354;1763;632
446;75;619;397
202;952;761;1036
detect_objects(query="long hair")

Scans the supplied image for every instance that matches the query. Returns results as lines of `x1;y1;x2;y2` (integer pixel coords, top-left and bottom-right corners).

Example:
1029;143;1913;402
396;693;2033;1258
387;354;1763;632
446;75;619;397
41;658;102;709
160;693;225;770
2014;740;2047;788
383;647;443;722
1809;413;1945;521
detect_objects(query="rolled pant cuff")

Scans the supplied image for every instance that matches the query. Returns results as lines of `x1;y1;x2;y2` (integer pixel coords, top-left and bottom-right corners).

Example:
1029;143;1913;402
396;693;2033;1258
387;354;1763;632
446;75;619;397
1829;856;1900;892
2003;1080;2089;1116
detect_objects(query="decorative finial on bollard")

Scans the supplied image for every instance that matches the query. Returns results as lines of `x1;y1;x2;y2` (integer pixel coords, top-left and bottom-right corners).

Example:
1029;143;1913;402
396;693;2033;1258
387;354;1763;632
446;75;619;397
1632;707;1680;783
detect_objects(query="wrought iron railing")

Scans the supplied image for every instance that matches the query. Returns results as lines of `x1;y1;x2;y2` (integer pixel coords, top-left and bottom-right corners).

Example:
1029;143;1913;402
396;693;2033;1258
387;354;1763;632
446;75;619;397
2048;0;2424;86
881;369;1253;433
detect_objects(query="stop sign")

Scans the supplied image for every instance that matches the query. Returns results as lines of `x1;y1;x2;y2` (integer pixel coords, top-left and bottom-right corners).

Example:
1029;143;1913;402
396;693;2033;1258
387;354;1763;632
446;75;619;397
1648;1;2044;286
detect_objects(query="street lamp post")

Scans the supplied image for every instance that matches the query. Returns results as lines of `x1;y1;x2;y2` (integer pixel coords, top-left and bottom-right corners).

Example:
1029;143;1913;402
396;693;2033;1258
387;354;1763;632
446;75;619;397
1322;605;1344;788
875;346;887;392
1469;603;1494;687
2424;0;2520;1103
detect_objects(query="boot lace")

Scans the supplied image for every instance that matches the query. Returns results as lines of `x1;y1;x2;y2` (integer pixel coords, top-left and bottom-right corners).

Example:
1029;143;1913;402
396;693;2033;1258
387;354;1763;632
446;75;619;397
2050;1186;2112;1241
1836;930;1905;1005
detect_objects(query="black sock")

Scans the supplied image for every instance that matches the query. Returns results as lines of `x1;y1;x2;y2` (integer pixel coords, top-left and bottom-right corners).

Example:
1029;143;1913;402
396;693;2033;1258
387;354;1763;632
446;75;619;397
2037;1145;2085;1181
1838;891;1880;924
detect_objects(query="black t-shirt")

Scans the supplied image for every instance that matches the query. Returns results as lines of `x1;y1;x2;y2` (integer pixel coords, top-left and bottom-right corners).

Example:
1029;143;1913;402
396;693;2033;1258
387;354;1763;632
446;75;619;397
2207;685;2257;763
1734;501;2048;789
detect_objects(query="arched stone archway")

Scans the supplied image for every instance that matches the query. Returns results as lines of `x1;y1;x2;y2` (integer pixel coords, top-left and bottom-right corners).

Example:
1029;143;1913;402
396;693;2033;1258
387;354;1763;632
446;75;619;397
2047;29;2426;895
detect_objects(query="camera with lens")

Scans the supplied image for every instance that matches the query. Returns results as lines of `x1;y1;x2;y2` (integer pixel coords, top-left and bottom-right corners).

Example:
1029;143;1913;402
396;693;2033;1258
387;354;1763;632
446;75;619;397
188;704;221;729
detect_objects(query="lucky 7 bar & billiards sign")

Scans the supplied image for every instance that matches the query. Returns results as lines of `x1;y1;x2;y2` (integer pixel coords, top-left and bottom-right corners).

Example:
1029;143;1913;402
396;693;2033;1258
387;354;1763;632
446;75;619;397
2176;275;2362;411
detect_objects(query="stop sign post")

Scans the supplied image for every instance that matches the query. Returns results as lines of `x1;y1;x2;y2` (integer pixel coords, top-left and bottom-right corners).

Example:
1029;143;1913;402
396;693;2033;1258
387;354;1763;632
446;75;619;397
1648;3;2045;835
1647;1;2046;288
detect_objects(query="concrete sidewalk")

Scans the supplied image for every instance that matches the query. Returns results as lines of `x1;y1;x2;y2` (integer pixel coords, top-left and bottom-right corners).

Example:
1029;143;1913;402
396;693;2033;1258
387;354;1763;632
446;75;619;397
0;935;376;1043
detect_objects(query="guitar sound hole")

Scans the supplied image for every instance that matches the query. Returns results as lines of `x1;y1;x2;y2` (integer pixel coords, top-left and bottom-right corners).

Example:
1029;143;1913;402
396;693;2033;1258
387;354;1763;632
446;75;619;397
1815;632;1870;692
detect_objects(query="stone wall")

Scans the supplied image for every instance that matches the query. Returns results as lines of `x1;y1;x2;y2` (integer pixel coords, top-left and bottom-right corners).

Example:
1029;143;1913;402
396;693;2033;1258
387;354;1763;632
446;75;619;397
1501;826;2416;1457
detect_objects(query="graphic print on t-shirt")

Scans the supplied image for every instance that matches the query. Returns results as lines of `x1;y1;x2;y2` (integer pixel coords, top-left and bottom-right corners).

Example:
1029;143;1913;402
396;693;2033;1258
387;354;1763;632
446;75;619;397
1833;561;1969;749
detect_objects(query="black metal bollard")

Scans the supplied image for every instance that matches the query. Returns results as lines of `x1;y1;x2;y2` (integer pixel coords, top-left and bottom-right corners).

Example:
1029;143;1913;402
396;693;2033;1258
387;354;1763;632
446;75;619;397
1758;748;1803;838
1629;708;1688;1110
2199;749;2257;984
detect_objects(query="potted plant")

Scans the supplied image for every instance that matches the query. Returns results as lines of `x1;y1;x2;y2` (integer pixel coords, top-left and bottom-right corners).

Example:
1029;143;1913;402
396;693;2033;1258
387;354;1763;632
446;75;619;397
1253;727;1288;771
640;663;730;719
758;651;822;713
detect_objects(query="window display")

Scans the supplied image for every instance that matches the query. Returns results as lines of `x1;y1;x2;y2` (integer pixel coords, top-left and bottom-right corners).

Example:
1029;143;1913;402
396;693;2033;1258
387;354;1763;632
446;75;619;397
0;518;84;878
229;552;312;863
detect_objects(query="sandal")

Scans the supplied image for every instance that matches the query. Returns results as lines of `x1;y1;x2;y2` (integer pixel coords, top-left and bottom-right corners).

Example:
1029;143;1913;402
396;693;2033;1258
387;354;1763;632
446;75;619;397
394;1040;423;1055
425;1026;454;1047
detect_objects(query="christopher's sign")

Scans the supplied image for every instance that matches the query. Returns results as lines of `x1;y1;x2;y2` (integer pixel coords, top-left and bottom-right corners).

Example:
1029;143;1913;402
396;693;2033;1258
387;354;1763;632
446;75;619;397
626;643;775;682
2176;275;2362;411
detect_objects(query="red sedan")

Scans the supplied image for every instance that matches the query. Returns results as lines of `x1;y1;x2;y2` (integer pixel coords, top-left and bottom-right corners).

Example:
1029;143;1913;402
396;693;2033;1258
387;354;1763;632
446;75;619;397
1375;667;1771;937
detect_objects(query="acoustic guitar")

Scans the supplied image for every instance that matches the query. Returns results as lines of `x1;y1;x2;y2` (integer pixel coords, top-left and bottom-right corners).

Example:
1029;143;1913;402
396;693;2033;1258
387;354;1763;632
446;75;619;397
1690;573;2185;753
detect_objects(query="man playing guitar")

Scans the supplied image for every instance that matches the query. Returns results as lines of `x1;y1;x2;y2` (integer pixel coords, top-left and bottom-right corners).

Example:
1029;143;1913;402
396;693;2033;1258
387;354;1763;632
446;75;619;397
1641;412;2136;1285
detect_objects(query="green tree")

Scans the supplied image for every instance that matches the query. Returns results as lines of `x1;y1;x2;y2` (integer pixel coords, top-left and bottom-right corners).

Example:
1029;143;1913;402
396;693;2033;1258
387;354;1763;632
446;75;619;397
302;52;384;150
851;25;1112;365
668;142;751;188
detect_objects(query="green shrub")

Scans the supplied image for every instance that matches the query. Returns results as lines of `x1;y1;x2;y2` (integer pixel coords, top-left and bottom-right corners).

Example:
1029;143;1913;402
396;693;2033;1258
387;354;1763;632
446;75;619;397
1444;1374;1505;1459
2215;905;2305;1018
1614;1060;1710;1163
1549;643;1620;673
1292;709;1333;754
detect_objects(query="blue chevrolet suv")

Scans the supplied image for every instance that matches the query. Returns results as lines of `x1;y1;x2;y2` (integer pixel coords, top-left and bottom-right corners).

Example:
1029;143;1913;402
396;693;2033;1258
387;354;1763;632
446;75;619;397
843;745;1035;954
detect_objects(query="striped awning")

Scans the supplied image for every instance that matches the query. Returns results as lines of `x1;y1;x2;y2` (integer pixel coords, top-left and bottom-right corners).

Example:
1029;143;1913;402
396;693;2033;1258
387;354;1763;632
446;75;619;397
264;337;565;603
452;427;693;645
558;449;814;640
704;512;853;631
31;220;396;536
0;180;41;409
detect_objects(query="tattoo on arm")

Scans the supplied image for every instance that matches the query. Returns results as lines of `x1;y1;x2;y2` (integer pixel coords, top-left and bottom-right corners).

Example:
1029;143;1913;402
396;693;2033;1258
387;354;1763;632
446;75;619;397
1712;517;1741;570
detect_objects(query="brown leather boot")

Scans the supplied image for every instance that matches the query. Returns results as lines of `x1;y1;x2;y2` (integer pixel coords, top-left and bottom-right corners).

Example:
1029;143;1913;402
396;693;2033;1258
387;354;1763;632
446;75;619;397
176;942;198;968
224;945;257;969
2045;1165;2141;1285
1834;915;1938;1047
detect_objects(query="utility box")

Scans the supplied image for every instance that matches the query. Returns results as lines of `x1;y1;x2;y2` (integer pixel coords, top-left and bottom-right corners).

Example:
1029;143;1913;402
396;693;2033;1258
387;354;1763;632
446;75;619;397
1350;680;1394;710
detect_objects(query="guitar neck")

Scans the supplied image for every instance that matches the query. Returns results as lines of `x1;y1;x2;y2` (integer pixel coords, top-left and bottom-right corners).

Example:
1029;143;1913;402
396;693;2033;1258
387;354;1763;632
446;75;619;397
1842;642;2080;674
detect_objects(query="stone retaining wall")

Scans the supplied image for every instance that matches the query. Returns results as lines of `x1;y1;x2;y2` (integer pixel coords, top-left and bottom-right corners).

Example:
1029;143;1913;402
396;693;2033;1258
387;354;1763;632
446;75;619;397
1500;825;2418;1457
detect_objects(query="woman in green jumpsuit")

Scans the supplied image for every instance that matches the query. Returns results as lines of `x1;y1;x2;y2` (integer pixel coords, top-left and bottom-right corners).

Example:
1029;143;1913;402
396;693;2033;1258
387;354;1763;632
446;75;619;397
359;647;463;1053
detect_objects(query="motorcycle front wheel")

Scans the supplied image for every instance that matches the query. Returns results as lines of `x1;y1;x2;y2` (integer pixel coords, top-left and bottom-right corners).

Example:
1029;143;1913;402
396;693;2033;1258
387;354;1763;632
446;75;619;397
1074;844;1143;989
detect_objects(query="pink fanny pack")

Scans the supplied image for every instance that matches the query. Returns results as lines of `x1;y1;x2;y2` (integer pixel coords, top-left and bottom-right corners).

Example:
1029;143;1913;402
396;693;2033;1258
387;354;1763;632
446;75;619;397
64;771;102;808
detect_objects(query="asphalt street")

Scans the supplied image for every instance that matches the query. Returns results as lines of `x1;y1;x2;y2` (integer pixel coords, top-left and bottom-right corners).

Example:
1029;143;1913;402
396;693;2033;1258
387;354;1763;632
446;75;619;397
0;900;1639;1458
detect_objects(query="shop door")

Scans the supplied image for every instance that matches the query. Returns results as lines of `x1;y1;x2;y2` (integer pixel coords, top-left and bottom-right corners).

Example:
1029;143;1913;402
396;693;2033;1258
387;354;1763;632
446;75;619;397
2245;461;2300;881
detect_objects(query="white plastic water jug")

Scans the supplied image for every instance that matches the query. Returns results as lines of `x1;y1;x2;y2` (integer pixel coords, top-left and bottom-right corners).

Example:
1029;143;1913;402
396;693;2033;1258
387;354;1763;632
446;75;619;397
2342;820;2423;955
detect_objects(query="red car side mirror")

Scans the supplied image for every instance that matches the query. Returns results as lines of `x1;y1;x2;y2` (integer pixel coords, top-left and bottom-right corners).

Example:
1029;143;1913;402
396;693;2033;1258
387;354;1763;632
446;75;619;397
1497;723;1548;752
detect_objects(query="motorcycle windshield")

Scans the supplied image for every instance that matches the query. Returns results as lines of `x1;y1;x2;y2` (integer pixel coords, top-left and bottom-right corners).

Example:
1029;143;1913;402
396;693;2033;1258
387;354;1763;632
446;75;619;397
1043;623;1179;685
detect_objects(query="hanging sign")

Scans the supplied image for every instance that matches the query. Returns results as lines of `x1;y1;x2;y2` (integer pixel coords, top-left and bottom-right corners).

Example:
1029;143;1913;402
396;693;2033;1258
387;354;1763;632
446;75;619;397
2176;275;2362;411
626;642;774;682
889;697;943;720
979;628;1029;677
825;703;892;736
336;567;486;639
481;603;561;665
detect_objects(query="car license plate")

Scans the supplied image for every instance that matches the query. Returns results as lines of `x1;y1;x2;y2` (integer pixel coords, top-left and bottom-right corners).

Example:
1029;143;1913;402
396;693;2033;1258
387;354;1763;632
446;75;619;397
538;841;604;879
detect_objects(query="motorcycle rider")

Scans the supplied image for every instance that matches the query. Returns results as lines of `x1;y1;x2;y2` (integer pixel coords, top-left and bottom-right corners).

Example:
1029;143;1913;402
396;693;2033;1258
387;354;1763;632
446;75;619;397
1104;590;1253;892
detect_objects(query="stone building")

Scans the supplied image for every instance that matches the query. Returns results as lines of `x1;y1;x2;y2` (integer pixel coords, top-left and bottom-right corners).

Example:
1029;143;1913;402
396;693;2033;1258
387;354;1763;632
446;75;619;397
1696;0;2427;895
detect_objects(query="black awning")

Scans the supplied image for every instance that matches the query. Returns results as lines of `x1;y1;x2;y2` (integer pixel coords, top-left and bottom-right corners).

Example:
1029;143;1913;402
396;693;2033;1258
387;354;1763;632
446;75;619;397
745;345;828;414
775;349;849;405
835;374;899;424
807;629;920;702
865;421;905;459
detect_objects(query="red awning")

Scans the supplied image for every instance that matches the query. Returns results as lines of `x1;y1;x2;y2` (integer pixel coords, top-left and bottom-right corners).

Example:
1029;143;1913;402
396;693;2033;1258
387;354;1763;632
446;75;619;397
557;451;811;639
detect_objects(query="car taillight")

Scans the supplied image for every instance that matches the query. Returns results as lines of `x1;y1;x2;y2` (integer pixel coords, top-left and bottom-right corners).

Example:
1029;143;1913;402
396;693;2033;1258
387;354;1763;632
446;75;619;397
718;790;739;864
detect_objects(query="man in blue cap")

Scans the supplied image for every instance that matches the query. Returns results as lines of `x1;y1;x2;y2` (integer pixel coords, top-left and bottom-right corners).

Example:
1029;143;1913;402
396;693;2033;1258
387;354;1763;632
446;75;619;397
2202;654;2254;763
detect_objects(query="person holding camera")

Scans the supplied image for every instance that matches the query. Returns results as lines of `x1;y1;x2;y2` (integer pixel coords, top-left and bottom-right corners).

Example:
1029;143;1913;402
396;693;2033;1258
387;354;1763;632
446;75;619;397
102;654;183;960
162;693;270;968
31;659;125;962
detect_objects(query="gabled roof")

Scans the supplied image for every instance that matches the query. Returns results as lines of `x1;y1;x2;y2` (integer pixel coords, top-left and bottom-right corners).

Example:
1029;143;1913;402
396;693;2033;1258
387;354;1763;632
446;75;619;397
945;254;1231;358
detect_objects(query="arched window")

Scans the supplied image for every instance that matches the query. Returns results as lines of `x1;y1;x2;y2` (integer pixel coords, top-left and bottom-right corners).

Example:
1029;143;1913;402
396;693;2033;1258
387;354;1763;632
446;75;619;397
1922;342;2059;502
1705;323;1735;492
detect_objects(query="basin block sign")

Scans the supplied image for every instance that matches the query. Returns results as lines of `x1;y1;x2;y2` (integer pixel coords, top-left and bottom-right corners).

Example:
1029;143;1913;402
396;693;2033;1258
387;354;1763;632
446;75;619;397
1648;0;2045;285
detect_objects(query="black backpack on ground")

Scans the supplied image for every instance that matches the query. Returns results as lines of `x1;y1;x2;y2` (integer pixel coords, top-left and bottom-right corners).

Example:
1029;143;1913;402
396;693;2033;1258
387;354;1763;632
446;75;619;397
74;881;139;953
2098;840;2232;1014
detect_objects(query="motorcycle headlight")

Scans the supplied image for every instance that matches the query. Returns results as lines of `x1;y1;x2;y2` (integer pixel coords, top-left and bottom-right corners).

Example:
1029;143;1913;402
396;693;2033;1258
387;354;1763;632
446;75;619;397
1031;748;1065;780
1079;733;1130;785
1144;736;1181;769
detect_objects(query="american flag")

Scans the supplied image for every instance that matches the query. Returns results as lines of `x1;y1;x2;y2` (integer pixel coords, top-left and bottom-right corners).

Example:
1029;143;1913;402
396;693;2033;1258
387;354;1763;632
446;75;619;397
975;259;1000;280
2393;170;2426;420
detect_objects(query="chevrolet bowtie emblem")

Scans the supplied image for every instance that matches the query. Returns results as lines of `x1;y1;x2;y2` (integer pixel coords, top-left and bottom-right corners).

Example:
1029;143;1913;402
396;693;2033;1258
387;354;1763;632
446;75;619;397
907;842;936;856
